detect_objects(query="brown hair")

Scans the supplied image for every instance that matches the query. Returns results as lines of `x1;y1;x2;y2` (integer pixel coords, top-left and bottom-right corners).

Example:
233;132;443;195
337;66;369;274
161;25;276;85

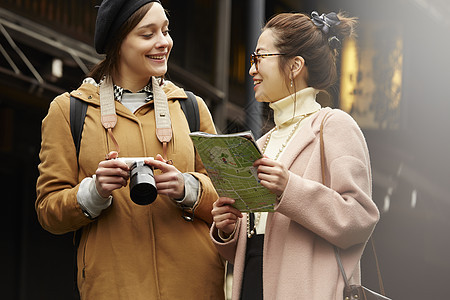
88;2;157;82
263;12;357;90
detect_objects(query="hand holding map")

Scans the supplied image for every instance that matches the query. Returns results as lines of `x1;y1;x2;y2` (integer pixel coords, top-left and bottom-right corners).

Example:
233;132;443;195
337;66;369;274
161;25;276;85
189;131;277;212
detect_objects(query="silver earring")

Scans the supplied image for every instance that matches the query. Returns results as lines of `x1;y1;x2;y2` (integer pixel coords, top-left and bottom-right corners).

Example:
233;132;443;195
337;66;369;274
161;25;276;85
290;79;293;88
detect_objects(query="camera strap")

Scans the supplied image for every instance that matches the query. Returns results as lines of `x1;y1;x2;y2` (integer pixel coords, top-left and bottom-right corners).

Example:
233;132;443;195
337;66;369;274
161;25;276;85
99;76;190;160
153;76;172;160
99;76;120;153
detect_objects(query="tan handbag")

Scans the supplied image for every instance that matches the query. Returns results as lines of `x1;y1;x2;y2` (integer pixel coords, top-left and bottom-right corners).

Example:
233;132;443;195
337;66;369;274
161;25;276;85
319;112;392;300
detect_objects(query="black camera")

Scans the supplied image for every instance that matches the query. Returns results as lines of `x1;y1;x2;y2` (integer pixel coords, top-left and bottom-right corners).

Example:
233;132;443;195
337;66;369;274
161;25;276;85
118;158;157;205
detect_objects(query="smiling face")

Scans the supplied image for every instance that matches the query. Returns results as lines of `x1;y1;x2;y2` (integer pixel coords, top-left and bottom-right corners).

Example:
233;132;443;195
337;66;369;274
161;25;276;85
117;2;172;88
249;29;291;103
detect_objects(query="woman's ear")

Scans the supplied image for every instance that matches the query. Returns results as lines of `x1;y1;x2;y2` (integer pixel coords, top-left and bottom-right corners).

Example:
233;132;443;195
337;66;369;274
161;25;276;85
290;56;305;79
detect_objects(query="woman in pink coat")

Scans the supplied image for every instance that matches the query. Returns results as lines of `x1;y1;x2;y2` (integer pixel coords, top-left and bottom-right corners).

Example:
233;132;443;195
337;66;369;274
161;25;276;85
210;11;380;300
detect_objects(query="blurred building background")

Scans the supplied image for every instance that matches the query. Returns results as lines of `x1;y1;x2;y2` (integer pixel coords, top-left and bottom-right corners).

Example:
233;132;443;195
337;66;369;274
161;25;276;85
1;0;449;299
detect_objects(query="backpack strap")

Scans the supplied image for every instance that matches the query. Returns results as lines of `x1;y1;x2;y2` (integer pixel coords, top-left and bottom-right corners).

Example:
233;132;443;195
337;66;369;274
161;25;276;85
69;95;87;299
70;95;88;158
179;91;200;132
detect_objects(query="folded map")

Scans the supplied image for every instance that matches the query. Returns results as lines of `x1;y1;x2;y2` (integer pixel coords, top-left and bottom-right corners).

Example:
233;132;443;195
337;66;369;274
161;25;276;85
189;131;276;212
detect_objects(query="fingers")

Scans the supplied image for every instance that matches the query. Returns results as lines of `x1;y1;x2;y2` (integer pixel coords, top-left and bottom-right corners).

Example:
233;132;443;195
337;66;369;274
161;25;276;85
155;154;165;162
96;174;128;189
257;164;285;176
154;178;180;191
95;155;130;198
95;172;128;198
215;219;238;234
253;157;289;197
152;166;182;184
258;177;284;196
141;155;185;198
213;197;236;208
154;173;185;198
106;151;119;160
253;157;278;168
145;156;176;173
212;197;243;234
255;159;285;181
96;167;129;188
212;197;243;218
97;159;129;177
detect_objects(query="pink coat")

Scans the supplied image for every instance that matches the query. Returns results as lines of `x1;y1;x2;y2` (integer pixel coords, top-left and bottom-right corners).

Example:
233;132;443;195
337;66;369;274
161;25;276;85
211;108;380;300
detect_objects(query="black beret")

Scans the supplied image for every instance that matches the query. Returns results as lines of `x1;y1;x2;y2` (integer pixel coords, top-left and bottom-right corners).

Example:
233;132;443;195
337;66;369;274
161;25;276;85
94;0;161;54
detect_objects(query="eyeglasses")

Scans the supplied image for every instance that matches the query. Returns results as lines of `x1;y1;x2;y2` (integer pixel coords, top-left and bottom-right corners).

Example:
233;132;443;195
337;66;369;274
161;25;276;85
250;52;285;71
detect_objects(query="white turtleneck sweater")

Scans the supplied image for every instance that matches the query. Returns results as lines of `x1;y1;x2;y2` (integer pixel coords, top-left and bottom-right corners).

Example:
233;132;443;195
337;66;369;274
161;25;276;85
255;87;321;235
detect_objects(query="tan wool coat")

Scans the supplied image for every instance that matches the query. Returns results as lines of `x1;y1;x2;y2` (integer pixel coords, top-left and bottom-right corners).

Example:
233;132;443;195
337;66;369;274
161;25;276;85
211;108;380;300
36;80;225;299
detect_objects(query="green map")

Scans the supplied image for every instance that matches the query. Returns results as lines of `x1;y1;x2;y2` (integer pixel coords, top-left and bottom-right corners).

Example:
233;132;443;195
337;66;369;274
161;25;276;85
190;131;276;212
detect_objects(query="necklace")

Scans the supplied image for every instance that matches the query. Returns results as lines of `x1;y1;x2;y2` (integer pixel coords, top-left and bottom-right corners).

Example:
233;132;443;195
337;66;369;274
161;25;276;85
261;109;320;160
247;212;261;238
246;109;320;238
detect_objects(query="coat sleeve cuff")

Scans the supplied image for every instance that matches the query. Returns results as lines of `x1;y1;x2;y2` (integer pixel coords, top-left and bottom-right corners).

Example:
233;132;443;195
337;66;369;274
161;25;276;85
77;176;113;218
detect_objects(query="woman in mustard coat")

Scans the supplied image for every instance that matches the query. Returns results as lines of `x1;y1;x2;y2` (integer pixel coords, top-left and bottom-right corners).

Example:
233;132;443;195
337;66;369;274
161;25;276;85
36;1;225;299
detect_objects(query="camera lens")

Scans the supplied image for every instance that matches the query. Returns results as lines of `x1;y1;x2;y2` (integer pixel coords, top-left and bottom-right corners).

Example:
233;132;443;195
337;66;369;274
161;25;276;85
129;161;157;205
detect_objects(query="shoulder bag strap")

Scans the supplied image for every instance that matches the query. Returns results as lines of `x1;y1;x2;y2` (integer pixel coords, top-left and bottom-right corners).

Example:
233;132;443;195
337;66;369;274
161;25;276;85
371;236;386;295
319;111;386;295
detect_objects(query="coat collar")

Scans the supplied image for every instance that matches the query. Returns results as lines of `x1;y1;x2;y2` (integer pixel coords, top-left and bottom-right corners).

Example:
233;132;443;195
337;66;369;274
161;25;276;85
69;78;189;117
258;108;332;170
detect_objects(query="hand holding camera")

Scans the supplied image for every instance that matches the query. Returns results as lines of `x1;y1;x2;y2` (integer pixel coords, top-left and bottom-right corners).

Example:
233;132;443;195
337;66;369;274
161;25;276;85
95;151;130;199
145;154;185;200
95;152;156;205
95;152;185;206
116;157;157;205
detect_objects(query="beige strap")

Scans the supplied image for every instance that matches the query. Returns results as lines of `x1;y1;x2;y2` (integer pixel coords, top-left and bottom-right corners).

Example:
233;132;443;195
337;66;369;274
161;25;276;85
319;112;330;185
153;77;172;159
100;76;117;129
99;76;120;153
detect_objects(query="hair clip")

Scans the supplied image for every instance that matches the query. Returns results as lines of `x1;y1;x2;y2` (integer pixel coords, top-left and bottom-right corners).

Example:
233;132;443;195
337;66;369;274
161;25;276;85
311;11;341;35
328;36;341;49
